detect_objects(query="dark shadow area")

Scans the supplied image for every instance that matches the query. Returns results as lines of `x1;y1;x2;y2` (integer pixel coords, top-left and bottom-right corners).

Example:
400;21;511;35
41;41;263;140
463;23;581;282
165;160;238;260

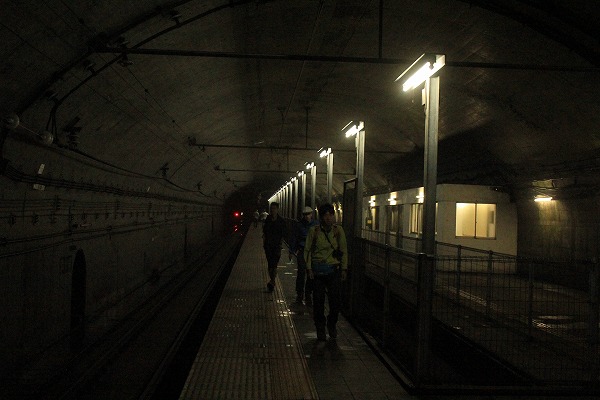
383;124;518;191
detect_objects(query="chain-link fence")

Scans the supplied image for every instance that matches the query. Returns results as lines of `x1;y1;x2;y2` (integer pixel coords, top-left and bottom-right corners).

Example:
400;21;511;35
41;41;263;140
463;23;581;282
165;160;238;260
345;237;600;393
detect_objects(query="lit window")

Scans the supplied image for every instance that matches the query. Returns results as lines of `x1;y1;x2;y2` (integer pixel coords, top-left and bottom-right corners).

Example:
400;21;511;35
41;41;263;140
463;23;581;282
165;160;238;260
410;203;423;234
456;203;496;239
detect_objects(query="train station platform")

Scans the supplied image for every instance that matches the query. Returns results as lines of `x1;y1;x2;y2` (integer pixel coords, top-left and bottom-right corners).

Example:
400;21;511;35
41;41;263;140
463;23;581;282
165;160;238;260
178;224;411;400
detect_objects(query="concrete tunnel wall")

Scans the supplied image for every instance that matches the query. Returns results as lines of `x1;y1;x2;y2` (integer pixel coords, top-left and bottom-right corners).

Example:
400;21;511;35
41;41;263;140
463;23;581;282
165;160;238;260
0;150;224;376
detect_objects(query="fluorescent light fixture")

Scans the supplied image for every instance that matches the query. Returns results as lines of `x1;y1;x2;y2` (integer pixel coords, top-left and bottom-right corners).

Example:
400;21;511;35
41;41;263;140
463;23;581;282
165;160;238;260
395;54;445;92
297;171;304;177
341;121;364;137
534;196;553;202
318;147;331;158
305;162;314;169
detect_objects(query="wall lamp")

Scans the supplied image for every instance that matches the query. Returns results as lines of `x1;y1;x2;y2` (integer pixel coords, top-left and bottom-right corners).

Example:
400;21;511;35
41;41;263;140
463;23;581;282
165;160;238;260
318;147;331;158
342;121;364;137
297;170;304;177
534;196;553;202
319;147;334;202
395;54;445;92
305;161;314;169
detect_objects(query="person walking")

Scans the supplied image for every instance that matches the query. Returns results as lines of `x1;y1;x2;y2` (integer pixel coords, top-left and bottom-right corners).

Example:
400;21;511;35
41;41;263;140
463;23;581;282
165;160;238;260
289;206;318;305
262;202;287;292
304;203;347;342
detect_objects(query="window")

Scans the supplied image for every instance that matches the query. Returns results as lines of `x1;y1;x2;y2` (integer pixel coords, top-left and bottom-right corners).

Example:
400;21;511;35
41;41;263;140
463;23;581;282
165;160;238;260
386;205;399;232
456;203;496;239
370;206;379;230
410;203;423;234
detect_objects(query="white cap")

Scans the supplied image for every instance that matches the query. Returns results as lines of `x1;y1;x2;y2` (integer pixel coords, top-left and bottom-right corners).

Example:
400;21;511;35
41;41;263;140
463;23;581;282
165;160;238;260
302;206;313;214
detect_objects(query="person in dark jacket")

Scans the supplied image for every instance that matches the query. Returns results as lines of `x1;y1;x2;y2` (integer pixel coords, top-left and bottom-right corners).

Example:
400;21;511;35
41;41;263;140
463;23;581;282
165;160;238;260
289;206;318;305
262;202;287;292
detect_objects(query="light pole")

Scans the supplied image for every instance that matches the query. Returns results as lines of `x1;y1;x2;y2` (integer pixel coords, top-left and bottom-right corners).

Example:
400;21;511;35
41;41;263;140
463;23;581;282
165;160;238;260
283;182;288;218
319;147;333;203
396;53;445;384
342;121;365;241
298;171;306;213
306;161;316;216
341;121;365;320
396;53;444;255
286;181;292;218
292;177;298;219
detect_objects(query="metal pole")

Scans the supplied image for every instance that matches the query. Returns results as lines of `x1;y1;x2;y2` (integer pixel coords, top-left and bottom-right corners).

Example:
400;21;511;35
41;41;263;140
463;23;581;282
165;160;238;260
288;183;292;218
415;77;439;385
327;152;334;203
422;76;439;255
301;173;306;212
416;253;434;384
382;244;391;347
311;164;317;214
280;187;284;215
354;125;365;240
293;178;299;219
289;183;292;218
527;261;534;340
282;186;286;217
285;185;289;218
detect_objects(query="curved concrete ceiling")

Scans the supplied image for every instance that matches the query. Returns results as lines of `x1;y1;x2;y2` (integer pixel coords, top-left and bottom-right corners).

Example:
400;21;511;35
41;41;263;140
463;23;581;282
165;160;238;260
2;0;600;206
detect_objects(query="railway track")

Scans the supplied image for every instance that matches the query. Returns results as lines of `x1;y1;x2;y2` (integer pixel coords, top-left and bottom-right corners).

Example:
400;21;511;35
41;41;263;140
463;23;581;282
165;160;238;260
10;231;245;400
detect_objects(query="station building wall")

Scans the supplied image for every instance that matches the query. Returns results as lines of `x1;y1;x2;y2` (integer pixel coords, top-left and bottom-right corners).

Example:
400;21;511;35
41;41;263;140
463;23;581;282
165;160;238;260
361;184;517;256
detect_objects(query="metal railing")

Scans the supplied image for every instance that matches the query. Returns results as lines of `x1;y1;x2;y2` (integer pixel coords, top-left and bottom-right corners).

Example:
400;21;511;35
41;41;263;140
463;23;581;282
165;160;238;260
361;228;421;252
346;236;600;393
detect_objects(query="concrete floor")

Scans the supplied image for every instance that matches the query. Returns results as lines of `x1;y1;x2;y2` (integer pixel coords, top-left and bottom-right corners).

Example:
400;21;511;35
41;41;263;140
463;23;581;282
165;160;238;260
179;224;598;400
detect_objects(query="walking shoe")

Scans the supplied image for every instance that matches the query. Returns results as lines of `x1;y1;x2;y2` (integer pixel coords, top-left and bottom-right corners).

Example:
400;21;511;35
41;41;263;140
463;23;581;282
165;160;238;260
267;282;274;292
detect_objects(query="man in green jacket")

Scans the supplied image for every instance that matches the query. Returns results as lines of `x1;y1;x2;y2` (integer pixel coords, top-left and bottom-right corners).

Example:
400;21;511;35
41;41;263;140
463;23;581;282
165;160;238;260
304;203;347;342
